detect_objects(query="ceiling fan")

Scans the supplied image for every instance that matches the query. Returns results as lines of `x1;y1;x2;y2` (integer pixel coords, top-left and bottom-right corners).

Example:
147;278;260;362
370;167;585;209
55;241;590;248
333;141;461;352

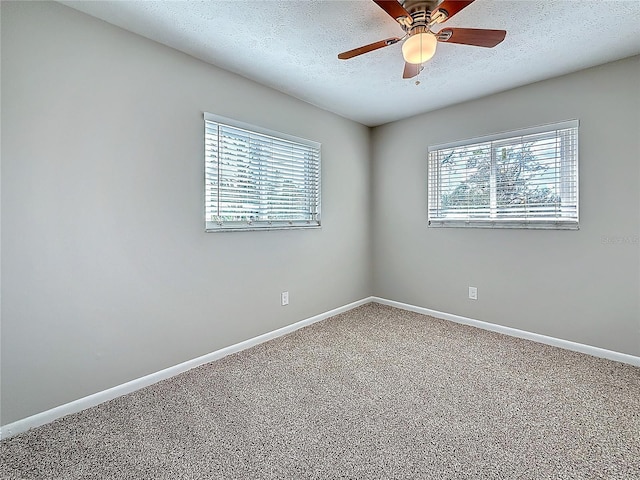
338;0;506;79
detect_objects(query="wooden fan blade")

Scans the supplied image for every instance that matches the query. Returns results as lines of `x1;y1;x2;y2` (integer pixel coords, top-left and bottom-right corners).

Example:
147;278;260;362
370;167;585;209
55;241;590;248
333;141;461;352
437;28;506;48
432;1;475;23
402;62;422;79
338;37;401;59
373;0;411;21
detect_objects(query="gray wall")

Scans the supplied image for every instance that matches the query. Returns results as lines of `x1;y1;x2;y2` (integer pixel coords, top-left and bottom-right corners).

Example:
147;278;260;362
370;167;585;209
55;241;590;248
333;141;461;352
0;2;371;425
372;56;640;357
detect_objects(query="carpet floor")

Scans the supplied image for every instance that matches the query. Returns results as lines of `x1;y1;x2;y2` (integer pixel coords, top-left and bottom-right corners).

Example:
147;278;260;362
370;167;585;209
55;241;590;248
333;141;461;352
1;303;639;479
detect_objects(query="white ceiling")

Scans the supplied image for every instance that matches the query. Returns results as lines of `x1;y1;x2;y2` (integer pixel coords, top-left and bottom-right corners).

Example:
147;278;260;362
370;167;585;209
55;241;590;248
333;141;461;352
60;0;640;127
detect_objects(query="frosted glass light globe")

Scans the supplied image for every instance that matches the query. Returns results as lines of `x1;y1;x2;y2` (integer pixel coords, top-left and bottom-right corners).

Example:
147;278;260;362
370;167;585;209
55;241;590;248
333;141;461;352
402;32;437;65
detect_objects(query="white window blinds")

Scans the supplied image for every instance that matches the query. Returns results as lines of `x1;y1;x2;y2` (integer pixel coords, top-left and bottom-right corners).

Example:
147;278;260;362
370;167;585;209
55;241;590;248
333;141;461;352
204;113;321;232
428;120;579;229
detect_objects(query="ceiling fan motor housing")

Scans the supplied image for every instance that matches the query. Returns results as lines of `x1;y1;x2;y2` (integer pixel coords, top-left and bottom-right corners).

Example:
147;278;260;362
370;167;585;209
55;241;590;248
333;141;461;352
399;0;445;35
401;0;442;16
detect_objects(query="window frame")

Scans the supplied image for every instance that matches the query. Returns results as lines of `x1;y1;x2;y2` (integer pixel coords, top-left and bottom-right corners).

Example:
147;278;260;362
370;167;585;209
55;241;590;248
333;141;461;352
204;112;321;232
427;120;579;230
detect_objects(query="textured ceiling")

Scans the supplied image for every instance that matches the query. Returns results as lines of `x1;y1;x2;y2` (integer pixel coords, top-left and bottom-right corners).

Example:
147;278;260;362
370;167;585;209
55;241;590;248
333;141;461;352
59;0;640;127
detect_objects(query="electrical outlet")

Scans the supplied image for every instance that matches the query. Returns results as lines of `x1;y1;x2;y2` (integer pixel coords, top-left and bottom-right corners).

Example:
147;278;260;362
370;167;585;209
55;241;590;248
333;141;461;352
281;291;289;306
468;286;478;300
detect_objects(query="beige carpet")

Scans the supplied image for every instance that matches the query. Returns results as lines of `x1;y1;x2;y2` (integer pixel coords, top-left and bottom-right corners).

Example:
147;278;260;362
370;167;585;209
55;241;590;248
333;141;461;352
2;303;639;479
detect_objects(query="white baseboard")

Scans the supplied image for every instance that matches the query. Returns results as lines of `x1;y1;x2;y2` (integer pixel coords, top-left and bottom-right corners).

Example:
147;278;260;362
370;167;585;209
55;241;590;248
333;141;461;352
3;295;637;440
0;297;374;440
372;297;640;367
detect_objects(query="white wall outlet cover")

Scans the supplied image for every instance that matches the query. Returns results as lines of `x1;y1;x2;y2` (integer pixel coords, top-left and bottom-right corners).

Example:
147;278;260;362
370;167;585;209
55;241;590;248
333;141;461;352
468;287;478;300
281;291;289;306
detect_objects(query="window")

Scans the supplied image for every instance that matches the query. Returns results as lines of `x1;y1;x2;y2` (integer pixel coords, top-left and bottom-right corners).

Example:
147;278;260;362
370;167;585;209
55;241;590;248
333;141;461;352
204;113;321;232
428;120;578;229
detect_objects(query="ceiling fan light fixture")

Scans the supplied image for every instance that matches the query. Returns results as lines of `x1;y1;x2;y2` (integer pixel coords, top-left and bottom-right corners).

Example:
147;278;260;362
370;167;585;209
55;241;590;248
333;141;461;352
402;31;437;65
